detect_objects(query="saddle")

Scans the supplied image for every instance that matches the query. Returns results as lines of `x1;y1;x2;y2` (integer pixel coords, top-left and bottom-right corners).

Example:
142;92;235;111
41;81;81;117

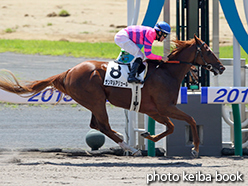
114;60;146;76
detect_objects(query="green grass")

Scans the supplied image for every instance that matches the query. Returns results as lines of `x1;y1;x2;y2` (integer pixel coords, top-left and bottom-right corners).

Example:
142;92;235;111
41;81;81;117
0;39;121;58
0;39;247;61
3;102;19;109
219;45;248;62
5;28;15;33
58;10;70;17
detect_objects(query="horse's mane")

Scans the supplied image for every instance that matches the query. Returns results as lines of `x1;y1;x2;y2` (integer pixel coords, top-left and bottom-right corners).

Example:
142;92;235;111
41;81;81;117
169;38;195;58
145;38;196;64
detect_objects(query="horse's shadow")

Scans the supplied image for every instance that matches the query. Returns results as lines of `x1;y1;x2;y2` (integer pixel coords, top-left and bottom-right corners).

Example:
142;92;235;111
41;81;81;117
18;161;202;168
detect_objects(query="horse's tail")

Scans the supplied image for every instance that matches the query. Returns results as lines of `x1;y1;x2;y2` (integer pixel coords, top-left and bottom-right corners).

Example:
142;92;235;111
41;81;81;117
0;69;69;96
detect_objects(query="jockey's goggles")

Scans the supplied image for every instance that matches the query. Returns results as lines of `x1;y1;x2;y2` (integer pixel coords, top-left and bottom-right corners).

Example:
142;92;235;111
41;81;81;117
163;33;168;38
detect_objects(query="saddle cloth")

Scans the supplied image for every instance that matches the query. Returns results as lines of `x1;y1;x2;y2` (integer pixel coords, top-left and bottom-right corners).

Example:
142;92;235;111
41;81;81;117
104;61;147;112
104;61;147;89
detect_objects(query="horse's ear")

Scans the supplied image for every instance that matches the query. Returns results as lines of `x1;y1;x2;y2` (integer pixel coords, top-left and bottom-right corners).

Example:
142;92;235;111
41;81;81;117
194;34;198;41
194;34;200;44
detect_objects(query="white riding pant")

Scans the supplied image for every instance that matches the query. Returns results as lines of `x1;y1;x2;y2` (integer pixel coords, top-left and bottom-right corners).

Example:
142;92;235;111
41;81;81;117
114;29;144;61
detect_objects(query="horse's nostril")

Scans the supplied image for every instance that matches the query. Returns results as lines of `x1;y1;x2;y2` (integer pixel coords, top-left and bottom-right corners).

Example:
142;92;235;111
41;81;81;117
219;66;225;74
220;66;226;72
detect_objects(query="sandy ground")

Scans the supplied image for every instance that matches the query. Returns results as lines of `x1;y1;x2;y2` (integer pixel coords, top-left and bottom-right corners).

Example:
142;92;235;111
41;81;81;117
0;151;247;186
1;1;248;186
0;0;247;45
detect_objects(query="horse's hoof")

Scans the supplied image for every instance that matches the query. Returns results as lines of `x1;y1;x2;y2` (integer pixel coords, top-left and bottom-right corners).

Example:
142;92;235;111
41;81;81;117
141;132;150;138
132;150;142;156
191;149;199;158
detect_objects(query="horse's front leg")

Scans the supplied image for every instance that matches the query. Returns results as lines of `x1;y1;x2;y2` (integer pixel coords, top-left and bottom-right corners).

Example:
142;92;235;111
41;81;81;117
142;106;200;157
164;106;200;157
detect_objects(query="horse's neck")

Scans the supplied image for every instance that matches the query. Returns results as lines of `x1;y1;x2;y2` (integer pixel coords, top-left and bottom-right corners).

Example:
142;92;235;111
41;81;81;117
165;63;192;83
167;49;194;83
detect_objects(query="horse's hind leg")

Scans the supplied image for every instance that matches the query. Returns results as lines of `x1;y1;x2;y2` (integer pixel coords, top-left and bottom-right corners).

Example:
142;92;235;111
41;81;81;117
90;113;124;140
90;114;99;130
90;107;141;155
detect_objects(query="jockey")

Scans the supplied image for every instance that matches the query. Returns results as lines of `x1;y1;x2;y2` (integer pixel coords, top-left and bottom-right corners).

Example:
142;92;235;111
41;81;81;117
114;21;171;83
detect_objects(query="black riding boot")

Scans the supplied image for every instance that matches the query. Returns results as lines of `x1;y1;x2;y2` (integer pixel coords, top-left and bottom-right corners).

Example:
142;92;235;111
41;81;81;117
128;58;142;83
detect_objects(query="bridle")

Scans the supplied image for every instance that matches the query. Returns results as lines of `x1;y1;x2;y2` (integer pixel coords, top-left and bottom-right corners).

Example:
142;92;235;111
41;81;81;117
193;41;213;71
144;40;215;83
165;40;214;71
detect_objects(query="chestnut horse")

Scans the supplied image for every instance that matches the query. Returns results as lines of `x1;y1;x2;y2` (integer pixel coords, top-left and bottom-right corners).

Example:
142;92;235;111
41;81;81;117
0;35;225;157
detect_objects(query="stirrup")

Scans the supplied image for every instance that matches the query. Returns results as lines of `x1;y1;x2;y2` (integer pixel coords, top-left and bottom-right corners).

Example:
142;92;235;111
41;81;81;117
128;76;142;83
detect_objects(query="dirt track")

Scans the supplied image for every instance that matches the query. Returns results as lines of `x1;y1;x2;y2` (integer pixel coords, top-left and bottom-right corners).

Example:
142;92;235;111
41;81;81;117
0;151;247;186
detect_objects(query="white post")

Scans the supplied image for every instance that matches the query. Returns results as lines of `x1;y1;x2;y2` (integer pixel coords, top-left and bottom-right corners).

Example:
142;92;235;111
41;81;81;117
126;0;144;149
244;0;248;25
131;0;140;25
212;0;219;87
212;0;219;58
163;0;170;152
243;0;248;144
163;0;170;56
232;35;241;144
127;0;140;26
137;113;145;149
233;36;241;87
128;111;136;147
126;0;135;147
127;0;134;26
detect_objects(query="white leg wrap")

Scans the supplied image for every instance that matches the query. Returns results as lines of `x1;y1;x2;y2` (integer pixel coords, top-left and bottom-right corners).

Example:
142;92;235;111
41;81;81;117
118;141;141;156
115;132;124;141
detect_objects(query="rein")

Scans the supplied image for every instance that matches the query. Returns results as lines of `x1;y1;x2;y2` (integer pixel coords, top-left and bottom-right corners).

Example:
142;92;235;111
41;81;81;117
142;40;212;84
166;41;213;70
142;60;192;83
